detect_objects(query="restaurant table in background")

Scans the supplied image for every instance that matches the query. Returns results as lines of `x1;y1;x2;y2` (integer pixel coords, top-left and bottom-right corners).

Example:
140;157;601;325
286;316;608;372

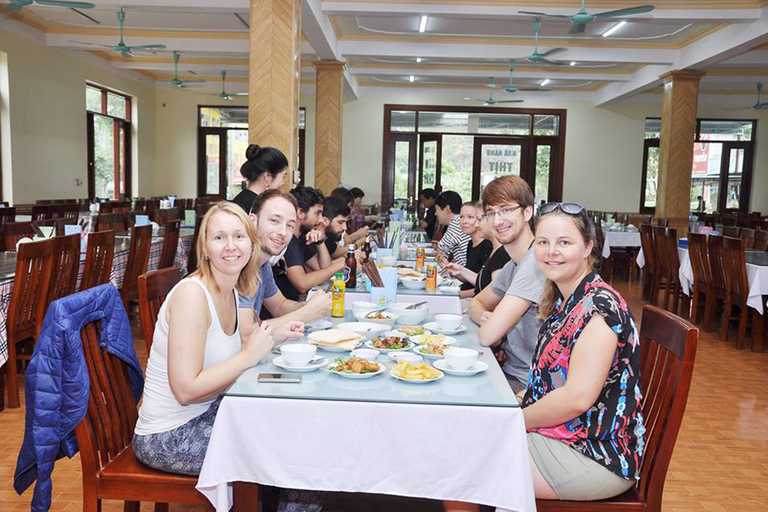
0;229;194;368
196;314;535;511
602;231;641;259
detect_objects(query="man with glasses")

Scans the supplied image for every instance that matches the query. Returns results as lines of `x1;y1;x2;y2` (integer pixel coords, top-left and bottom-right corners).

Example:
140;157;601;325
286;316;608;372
435;191;470;267
469;176;546;393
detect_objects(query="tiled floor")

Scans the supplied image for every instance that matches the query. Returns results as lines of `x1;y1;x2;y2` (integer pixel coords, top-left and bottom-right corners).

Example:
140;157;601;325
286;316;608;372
1;281;767;511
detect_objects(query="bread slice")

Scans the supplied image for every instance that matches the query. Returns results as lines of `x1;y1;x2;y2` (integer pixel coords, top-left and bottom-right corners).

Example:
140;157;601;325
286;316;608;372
307;329;363;350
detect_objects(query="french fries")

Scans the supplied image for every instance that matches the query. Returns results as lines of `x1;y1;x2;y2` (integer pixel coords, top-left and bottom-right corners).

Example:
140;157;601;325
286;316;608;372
392;360;442;381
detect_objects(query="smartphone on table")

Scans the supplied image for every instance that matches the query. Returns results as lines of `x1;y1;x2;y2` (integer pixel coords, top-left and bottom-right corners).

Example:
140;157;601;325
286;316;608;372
257;373;302;383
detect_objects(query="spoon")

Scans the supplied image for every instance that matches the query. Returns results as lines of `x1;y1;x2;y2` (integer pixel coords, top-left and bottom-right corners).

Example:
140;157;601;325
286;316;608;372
406;301;428;310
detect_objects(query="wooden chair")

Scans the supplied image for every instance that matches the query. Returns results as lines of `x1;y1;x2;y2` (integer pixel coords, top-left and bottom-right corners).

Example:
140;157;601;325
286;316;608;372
80;230;116;291
39;234;81;337
722;225;740;238
639;225;656;300
187;216;203;274
739;227;756;250
663;228;688;319
0;207;17;233
2;222;37;251
687;233;715;326
120;225;152;311
159;221;180;269
155;208;180;225
754;230;768;252
138;267;181;353
594;219;611;279
654;218;669;227
53;203;80;222
651;226;670;308
706;235;727;333
31;205;55;221
33;217;68;237
536;305;698;512
721;237;753;349
97;213;128;233
4;239;55;409
74;318;213;512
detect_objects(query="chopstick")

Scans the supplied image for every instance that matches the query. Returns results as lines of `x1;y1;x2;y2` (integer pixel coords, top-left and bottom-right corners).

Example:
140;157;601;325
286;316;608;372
363;259;384;288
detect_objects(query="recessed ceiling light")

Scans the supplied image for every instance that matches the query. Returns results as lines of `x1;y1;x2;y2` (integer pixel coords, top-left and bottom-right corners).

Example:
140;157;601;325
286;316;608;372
416;57;422;63
541;79;551;87
569;61;576;67
602;21;627;38
409;75;415;83
419;15;429;33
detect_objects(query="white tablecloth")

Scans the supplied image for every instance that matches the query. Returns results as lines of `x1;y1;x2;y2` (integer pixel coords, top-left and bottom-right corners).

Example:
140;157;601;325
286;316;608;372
602;231;642;259
197;396;535;511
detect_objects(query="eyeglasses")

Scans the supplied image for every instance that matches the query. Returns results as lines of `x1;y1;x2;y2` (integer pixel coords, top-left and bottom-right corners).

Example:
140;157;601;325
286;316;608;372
482;205;522;221
538;202;586;217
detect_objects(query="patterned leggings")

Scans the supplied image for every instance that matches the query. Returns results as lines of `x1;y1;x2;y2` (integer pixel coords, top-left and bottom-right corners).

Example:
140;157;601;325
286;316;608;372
133;397;326;511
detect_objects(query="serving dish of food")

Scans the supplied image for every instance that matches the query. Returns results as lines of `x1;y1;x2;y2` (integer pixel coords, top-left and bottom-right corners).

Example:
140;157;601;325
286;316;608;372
365;336;413;352
389;360;444;383
327;357;385;379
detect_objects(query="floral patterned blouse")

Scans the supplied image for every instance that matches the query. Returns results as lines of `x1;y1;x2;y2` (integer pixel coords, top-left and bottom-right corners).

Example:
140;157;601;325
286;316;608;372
523;272;645;480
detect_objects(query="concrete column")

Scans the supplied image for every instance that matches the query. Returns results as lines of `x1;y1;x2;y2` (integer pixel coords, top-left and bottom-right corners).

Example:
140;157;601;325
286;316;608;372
313;61;345;195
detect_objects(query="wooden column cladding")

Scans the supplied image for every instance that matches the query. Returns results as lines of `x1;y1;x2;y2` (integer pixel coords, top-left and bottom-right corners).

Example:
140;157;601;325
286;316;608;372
656;70;705;235
313;61;345;195
249;0;302;190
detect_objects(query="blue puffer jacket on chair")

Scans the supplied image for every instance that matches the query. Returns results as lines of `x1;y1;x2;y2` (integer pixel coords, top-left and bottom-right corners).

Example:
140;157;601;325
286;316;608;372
13;284;143;511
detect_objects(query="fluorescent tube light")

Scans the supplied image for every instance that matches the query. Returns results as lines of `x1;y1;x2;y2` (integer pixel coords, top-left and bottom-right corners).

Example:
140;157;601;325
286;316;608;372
416;57;422;63
602;21;626;38
540;79;550;87
409;75;415;83
569;61;576;66
419;15;428;33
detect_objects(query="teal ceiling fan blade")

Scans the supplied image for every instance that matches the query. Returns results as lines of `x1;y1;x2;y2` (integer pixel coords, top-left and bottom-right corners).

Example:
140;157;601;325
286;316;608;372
36;0;95;8
593;5;655;19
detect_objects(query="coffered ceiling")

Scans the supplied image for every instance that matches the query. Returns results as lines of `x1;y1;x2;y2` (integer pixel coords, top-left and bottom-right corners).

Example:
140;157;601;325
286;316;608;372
2;0;767;105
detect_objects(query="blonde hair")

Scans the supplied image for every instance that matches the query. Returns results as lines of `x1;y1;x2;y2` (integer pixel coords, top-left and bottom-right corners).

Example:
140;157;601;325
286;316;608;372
536;210;599;319
191;201;261;297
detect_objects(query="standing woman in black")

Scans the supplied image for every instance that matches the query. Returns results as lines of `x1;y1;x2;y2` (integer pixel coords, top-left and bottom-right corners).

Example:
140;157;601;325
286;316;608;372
231;145;289;214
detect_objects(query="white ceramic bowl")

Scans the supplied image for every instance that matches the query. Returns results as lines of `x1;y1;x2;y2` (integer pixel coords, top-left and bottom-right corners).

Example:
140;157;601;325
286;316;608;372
336;322;389;340
400;276;427;290
387;302;429;324
388;351;423;363
381;256;398;266
351;301;378;314
438;285;461;295
444;347;479;371
353;310;399;326
434;314;463;331
280;344;317;367
350;348;380;362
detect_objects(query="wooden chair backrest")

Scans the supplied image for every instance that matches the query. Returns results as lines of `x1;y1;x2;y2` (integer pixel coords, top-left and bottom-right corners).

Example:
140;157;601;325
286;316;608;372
31;205;55;221
638;305;698;512
739;227;756;250
74;319;139;487
652;226;669;274
593;218;605;259
80;230;116;291
52;203;80;221
97;213;127;233
186;216;203;274
687;232;711;289
721;215;737;226
138;267;181;353
155;208;180;225
664;227;680;272
654;218;669;227
2;222;37;251
0;207;17;230
110;201;131;213
639;224;655;269
44;234;81;318
755;230;768;252
722;236;749;302
7;239;55;343
707;235;727;295
159;220;181;269
120;225;152;308
722;225;740;238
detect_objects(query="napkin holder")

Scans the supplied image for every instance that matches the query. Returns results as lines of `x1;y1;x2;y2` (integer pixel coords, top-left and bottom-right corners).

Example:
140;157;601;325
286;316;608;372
184;209;196;226
135;214;150;227
376;248;394;264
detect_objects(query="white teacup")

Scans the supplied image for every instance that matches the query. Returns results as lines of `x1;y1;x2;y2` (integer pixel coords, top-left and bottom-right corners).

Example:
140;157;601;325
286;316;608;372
444;347;478;371
434;314;463;331
280;344;317;367
350;348;380;362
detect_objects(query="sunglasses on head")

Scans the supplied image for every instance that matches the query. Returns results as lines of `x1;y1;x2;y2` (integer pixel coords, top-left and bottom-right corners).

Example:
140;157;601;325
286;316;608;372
538;202;586;217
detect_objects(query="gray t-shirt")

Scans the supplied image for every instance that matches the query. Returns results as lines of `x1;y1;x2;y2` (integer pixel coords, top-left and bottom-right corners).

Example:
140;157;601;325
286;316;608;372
489;246;546;383
238;261;279;317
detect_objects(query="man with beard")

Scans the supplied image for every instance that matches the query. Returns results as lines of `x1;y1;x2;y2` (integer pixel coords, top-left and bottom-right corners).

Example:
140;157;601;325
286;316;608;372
469;175;546;394
236;189;332;338
321;196;351;258
278;186;345;300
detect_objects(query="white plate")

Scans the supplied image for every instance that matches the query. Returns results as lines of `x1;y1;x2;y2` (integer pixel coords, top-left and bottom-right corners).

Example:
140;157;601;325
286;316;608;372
306;319;333;332
389;368;444;384
388;351;423;363
412;344;455;360
390;327;431;338
273;356;328;373
433;359;488;376
438;285;461;295
364;339;414;352
317;341;362;353
327;359;386;379
423;322;467;335
410;334;457;346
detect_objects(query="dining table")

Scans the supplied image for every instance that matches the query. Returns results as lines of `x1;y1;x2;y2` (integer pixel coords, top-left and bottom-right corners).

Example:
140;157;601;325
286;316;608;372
601;230;642;259
0;228;195;369
196;312;535;511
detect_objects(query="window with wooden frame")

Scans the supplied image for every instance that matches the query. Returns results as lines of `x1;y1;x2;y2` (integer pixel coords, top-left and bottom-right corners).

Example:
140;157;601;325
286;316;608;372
381;105;566;209
86;83;132;200
640;118;756;214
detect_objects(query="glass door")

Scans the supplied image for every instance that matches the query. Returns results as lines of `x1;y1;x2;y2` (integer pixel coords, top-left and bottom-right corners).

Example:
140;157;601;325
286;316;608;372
472;137;529;202
722;142;752;212
386;133;417;207
225;129;249;200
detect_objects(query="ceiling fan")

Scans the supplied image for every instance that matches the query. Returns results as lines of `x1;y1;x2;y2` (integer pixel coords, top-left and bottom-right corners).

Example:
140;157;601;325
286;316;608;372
525;18;567;66
69;9;166;58
504;61;552;93
467;78;524;105
206;71;248;100
520;1;655;35
170;52;206;88
726;83;767;110
5;0;95;13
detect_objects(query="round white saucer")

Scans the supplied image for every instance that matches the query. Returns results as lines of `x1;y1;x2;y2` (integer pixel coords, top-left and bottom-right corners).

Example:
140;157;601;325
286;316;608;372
273;356;328;373
432;359;488;376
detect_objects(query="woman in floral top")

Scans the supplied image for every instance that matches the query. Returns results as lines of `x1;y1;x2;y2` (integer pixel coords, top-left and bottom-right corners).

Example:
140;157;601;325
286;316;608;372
523;203;644;501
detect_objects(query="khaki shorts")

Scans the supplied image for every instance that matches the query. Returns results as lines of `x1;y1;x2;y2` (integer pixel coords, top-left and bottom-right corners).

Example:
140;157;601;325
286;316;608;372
527;433;636;501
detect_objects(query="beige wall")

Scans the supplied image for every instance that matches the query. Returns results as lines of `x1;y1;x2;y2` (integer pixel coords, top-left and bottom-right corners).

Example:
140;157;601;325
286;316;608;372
337;92;767;214
0;24;156;204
